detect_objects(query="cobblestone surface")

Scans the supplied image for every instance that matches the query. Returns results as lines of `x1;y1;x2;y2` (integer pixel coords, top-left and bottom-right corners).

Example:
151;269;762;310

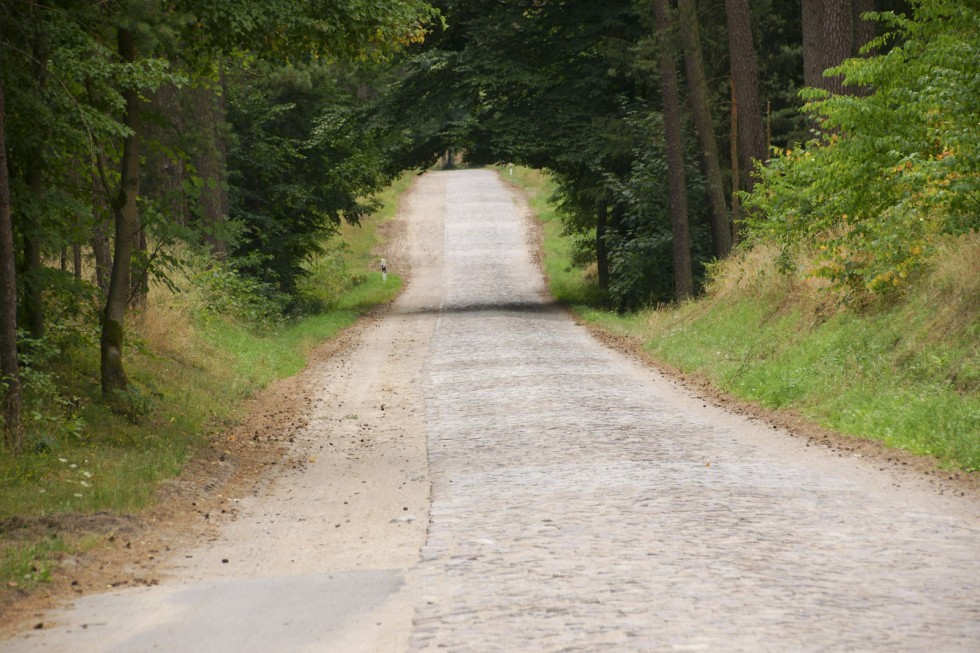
406;170;980;652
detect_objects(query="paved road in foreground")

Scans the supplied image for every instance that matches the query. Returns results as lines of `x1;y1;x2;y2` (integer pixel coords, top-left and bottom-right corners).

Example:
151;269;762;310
403;170;979;651
4;169;977;652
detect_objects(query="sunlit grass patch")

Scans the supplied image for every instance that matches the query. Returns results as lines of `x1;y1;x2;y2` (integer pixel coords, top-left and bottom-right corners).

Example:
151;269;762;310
503;167;603;306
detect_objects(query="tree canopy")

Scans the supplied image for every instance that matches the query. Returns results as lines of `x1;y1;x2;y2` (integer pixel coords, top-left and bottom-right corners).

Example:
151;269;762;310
2;0;977;451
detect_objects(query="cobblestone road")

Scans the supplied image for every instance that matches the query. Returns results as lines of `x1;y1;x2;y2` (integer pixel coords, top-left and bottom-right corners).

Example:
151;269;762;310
405;170;980;652
4;169;976;653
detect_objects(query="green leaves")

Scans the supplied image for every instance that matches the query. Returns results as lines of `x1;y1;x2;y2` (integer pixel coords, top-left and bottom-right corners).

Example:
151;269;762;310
174;0;437;61
746;0;980;296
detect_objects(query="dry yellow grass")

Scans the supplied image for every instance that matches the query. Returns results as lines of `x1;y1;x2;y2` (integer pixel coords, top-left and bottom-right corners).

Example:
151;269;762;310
918;232;980;340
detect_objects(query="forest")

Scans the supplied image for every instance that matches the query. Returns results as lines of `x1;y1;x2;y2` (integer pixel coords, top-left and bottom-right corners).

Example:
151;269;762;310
1;0;977;464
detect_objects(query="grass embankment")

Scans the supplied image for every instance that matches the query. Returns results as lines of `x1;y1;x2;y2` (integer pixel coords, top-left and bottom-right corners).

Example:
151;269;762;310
0;174;412;595
507;166;979;472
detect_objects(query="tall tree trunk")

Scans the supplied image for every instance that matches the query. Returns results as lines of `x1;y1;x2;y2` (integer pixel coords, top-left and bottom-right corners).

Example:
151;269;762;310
730;79;743;243
92;220;112;297
850;0;877;96
678;0;732;258
595;198;609;291
853;0;876;56
194;70;230;259
101;27;141;397
0;75;23;453
72;243;82;279
802;0;826;89
803;0;859;95
823;0;853;95
129;225;147;310
653;0;694;301
725;0;766;192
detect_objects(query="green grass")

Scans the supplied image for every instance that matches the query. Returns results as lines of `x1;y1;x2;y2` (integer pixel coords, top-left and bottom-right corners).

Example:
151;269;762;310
1;174;414;595
1;536;71;592
507;166;980;471
502;167;601;306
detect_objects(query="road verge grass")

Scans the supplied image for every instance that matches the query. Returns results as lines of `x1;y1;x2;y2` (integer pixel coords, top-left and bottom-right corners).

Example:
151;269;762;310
506;166;979;472
0;175;411;598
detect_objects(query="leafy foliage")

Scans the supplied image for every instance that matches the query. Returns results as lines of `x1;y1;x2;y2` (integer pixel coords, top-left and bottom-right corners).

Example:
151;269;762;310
746;0;980;295
225;60;393;305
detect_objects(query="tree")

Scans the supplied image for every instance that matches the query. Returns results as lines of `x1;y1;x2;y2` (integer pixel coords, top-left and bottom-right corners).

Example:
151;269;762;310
100;25;142;398
678;0;732;258
653;0;693;300
0;70;22;453
725;0;766;209
804;0;854;96
748;0;979;293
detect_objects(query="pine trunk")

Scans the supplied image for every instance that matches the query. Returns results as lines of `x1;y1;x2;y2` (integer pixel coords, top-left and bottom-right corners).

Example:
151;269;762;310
653;0;694;301
823;0;853;95
803;0;858;95
101;27;140;397
853;0;876;56
72;243;82;279
725;0;766;192
129;225;147;310
802;0;825;89
730;79;743;242
678;0;732;258
0;75;22;453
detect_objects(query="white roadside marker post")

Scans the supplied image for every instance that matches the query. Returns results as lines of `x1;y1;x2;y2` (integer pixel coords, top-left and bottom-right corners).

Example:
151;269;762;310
380;258;388;284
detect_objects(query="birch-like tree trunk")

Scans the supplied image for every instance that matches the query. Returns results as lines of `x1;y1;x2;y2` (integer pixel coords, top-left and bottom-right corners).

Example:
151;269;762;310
101;26;141;397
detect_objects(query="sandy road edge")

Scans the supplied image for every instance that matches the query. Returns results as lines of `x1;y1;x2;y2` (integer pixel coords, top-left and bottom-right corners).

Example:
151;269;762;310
498;170;979;502
0;188;423;637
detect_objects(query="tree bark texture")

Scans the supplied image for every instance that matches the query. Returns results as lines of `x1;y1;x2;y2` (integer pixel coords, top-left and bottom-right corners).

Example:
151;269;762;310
101;27;140;397
0;75;23;453
802;0;826;89
853;0;877;56
725;0;766;192
678;0;732;259
653;0;694;301
72;243;82;279
803;0;864;95
730;79;743;243
129;225;147;310
823;0;854;95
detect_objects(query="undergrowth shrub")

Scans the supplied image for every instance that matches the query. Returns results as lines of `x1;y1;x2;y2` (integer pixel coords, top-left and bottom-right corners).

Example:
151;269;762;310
183;252;287;325
746;0;979;297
